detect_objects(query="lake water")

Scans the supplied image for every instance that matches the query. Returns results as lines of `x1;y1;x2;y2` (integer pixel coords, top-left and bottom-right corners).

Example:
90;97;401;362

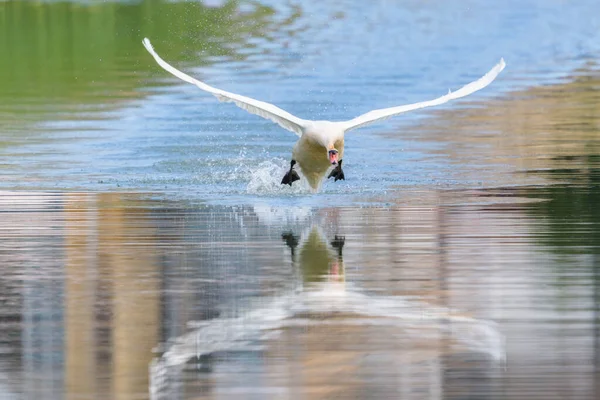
1;0;600;399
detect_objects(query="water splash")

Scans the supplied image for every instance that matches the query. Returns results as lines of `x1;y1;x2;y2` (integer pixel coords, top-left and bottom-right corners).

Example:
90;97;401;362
245;159;314;195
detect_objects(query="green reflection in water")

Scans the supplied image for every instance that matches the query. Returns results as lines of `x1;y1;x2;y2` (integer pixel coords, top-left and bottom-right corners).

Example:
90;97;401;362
526;165;600;256
0;0;274;129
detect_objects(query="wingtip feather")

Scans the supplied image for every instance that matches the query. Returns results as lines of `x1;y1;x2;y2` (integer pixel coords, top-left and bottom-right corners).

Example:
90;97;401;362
497;57;506;72
142;37;153;52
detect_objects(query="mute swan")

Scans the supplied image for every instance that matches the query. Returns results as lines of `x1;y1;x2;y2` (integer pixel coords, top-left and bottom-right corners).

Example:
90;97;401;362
142;38;505;190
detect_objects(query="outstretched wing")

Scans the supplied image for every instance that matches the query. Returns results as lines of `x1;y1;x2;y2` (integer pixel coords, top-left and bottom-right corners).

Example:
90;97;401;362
143;38;307;137
341;59;506;132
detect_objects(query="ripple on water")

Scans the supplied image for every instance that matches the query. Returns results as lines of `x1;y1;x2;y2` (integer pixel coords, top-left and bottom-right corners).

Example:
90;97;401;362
0;189;599;399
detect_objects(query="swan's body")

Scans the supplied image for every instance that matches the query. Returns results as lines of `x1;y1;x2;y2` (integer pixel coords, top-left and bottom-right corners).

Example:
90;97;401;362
142;38;505;190
292;121;345;189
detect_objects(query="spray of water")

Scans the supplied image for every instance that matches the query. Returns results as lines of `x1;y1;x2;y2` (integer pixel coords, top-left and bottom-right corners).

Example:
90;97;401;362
245;159;314;195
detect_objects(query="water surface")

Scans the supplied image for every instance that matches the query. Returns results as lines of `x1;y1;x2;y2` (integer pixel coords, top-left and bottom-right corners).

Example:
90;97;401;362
1;0;600;399
1;0;600;201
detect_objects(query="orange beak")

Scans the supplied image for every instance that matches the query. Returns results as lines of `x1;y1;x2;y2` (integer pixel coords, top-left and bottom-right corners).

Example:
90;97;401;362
328;149;339;165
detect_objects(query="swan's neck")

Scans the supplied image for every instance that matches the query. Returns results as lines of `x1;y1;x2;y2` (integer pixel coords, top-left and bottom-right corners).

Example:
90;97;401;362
303;121;345;149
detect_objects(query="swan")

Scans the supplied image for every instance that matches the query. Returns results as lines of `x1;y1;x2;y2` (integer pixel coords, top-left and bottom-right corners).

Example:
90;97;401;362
142;38;505;190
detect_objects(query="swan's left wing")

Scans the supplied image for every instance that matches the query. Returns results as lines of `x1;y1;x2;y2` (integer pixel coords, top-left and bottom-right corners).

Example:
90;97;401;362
341;59;506;132
143;38;307;136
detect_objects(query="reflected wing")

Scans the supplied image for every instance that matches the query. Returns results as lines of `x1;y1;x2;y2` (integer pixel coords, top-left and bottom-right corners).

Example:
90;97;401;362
342;59;506;132
143;38;307;137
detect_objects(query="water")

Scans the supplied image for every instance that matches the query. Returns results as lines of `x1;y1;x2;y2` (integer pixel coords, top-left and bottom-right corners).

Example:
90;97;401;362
1;0;600;398
2;0;599;200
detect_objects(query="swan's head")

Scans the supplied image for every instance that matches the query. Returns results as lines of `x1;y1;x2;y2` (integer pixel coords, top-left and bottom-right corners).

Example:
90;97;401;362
328;149;339;165
304;121;344;165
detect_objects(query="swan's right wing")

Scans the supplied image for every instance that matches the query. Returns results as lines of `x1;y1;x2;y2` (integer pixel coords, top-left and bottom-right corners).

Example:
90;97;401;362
143;38;307;137
341;59;506;132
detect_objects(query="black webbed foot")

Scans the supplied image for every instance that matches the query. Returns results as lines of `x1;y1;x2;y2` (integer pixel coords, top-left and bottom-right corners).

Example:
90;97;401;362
281;160;300;186
281;170;300;186
327;159;345;182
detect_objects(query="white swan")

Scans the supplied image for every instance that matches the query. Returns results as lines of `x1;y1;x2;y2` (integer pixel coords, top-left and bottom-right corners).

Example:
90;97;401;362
142;38;505;190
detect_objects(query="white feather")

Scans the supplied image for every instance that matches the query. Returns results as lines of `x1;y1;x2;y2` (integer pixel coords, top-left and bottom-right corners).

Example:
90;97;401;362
143;37;505;190
341;58;506;132
142;38;307;136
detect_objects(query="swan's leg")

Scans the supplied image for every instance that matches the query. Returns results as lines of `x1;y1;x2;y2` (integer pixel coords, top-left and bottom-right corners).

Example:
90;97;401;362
330;235;345;258
282;232;299;255
281;160;300;186
327;159;345;182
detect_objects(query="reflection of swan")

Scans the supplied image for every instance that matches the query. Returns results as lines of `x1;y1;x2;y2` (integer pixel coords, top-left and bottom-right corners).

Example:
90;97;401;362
252;204;312;226
282;227;345;284
149;227;504;400
143;38;505;190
